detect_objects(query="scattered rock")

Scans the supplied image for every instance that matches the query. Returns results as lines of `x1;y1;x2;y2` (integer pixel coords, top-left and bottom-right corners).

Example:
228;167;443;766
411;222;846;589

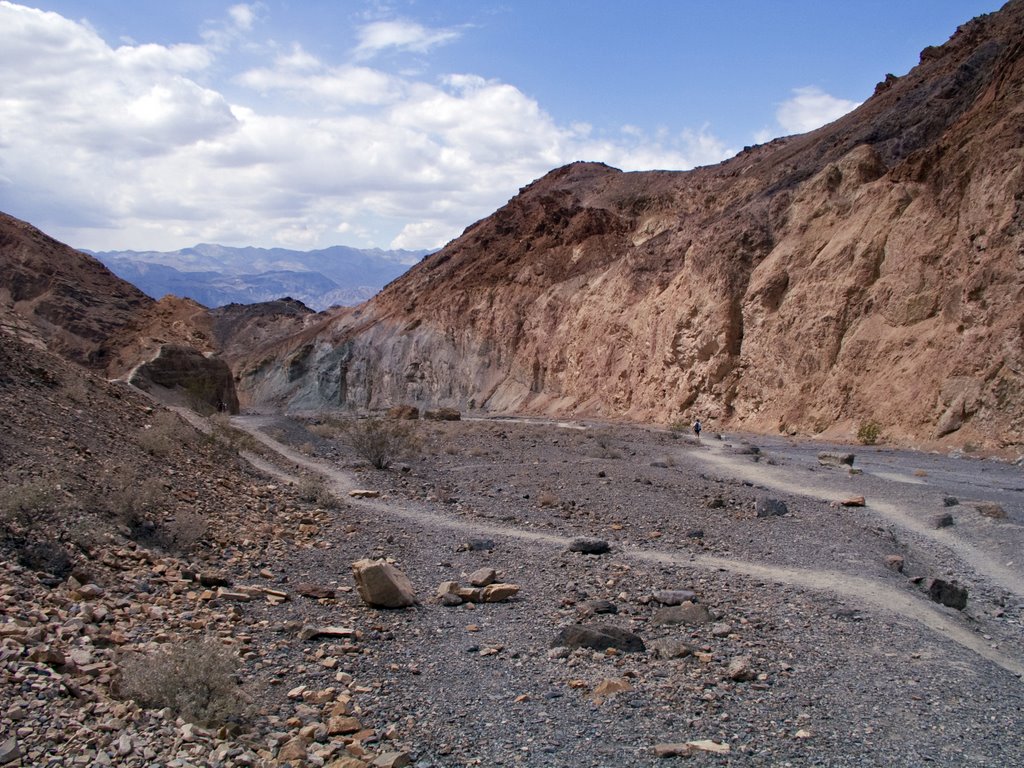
727;655;756;681
349;489;381;499
295;582;337;599
818;452;855;467
943;496;959;507
755;497;788;517
711;622;732;637
649;638;692;659
351;559;417;608
840;496;866;507
652;602;712;626
460;538;495;552
927;578;968;610
591;677;632;703
468;567;497;587
0;737;21;766
567;537;610;554
553;624;645;653
481;583;520;603
371;752;413;768
933;513;954;529
580;599;618;616
652;589;697;606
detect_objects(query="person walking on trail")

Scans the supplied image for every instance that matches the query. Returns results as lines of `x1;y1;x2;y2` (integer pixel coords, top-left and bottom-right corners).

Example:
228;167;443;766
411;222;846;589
693;419;702;439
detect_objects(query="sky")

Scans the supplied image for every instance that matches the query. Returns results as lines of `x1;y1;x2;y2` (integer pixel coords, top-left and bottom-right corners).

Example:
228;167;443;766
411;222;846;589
0;1;1006;253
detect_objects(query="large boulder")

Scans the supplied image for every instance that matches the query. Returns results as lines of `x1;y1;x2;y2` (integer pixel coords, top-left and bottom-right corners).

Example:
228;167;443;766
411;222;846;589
130;344;240;413
351;559;417;608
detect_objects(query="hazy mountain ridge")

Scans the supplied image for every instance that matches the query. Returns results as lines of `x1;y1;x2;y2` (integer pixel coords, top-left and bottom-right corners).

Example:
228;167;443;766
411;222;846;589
91;243;428;310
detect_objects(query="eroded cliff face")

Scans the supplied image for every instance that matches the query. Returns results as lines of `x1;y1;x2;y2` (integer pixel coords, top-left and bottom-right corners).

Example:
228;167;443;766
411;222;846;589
239;2;1024;452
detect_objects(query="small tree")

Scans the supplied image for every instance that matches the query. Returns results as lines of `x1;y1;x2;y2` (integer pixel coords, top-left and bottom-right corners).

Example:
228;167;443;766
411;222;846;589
857;420;882;445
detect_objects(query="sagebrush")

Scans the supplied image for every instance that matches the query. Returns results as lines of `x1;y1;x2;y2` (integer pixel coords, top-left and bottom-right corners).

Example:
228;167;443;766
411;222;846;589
118;637;245;727
346;417;419;470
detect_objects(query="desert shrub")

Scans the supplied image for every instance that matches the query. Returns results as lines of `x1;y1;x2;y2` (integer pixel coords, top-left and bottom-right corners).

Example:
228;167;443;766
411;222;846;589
15;538;73;575
346;418;418;470
206;413;260;454
296;476;335;507
0;480;57;531
118;637;244;727
856;420;882;445
583;433;623;460
103;470;164;530
138;411;196;457
158;509;208;553
308;418;348;439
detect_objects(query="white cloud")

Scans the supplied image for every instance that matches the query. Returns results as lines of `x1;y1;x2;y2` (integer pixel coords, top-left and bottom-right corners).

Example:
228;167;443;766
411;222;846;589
776;86;860;134
228;4;257;31
0;3;737;253
354;19;460;60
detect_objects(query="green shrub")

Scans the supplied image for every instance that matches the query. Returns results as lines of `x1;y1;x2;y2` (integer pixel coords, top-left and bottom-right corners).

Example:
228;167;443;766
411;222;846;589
296;476;335;507
857;420;882;445
118;637;245;727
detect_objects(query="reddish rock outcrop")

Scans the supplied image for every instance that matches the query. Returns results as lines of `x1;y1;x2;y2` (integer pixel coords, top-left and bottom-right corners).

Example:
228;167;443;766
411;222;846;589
239;2;1024;453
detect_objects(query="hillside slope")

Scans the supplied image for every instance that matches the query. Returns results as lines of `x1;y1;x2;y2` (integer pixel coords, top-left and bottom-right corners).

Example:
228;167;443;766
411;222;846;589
239;1;1024;452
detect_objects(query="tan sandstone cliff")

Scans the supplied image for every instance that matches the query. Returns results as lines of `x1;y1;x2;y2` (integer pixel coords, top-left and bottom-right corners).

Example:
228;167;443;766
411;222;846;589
237;3;1024;452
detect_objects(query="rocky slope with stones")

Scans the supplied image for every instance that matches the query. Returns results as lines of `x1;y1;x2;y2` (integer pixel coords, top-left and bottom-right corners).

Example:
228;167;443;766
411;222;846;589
236;1;1024;455
2;321;1022;766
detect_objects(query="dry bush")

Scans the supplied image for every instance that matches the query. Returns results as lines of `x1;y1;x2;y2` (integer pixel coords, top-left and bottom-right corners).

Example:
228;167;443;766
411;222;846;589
296;476;336;507
346;418;419;470
307;418;347;439
0;480;56;531
159;509;208;553
583;433;623;460
138;411;196;457
102;470;164;530
0;481;73;575
207;413;259;453
118;637;245;727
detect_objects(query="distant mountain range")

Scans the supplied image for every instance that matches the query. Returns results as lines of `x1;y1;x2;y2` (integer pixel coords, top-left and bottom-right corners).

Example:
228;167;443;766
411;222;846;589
89;243;428;310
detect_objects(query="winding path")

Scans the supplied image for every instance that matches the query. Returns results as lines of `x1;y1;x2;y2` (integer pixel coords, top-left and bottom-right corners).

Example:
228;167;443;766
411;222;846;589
232;416;1024;679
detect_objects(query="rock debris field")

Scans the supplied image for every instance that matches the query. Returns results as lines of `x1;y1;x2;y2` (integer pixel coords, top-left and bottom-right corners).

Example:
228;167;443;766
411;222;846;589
2;387;1023;767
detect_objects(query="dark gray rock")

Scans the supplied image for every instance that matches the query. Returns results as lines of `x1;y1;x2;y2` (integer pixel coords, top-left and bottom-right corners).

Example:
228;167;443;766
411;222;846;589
932;513;954;529
927;578;968;610
552;624;645;653
756;497;789;517
461;537;496;552
568;537;610;554
943;496;959;507
818;452;855;467
580;599;618;616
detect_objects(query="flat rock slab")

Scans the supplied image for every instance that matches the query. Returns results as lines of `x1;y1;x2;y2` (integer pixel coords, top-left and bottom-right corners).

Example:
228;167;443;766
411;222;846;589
841;496;866;507
295;582;337;599
652;589;697;606
349;489;381;499
653;601;713;626
567;537;610;554
553;623;645;653
818;452;855;467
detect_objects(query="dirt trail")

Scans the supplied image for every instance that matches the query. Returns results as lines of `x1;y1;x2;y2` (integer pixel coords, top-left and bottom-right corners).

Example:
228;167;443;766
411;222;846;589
232;417;1024;679
692;438;1024;598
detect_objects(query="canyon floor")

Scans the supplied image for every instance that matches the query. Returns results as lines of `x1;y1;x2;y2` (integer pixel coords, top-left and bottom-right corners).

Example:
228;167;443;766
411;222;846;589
227;413;1024;767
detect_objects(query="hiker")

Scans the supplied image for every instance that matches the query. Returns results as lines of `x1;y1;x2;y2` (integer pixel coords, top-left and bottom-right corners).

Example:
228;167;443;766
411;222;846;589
693;419;702;438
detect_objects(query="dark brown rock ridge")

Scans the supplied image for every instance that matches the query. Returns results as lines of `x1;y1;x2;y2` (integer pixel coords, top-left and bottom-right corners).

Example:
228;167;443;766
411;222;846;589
239;2;1024;452
0;214;241;412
